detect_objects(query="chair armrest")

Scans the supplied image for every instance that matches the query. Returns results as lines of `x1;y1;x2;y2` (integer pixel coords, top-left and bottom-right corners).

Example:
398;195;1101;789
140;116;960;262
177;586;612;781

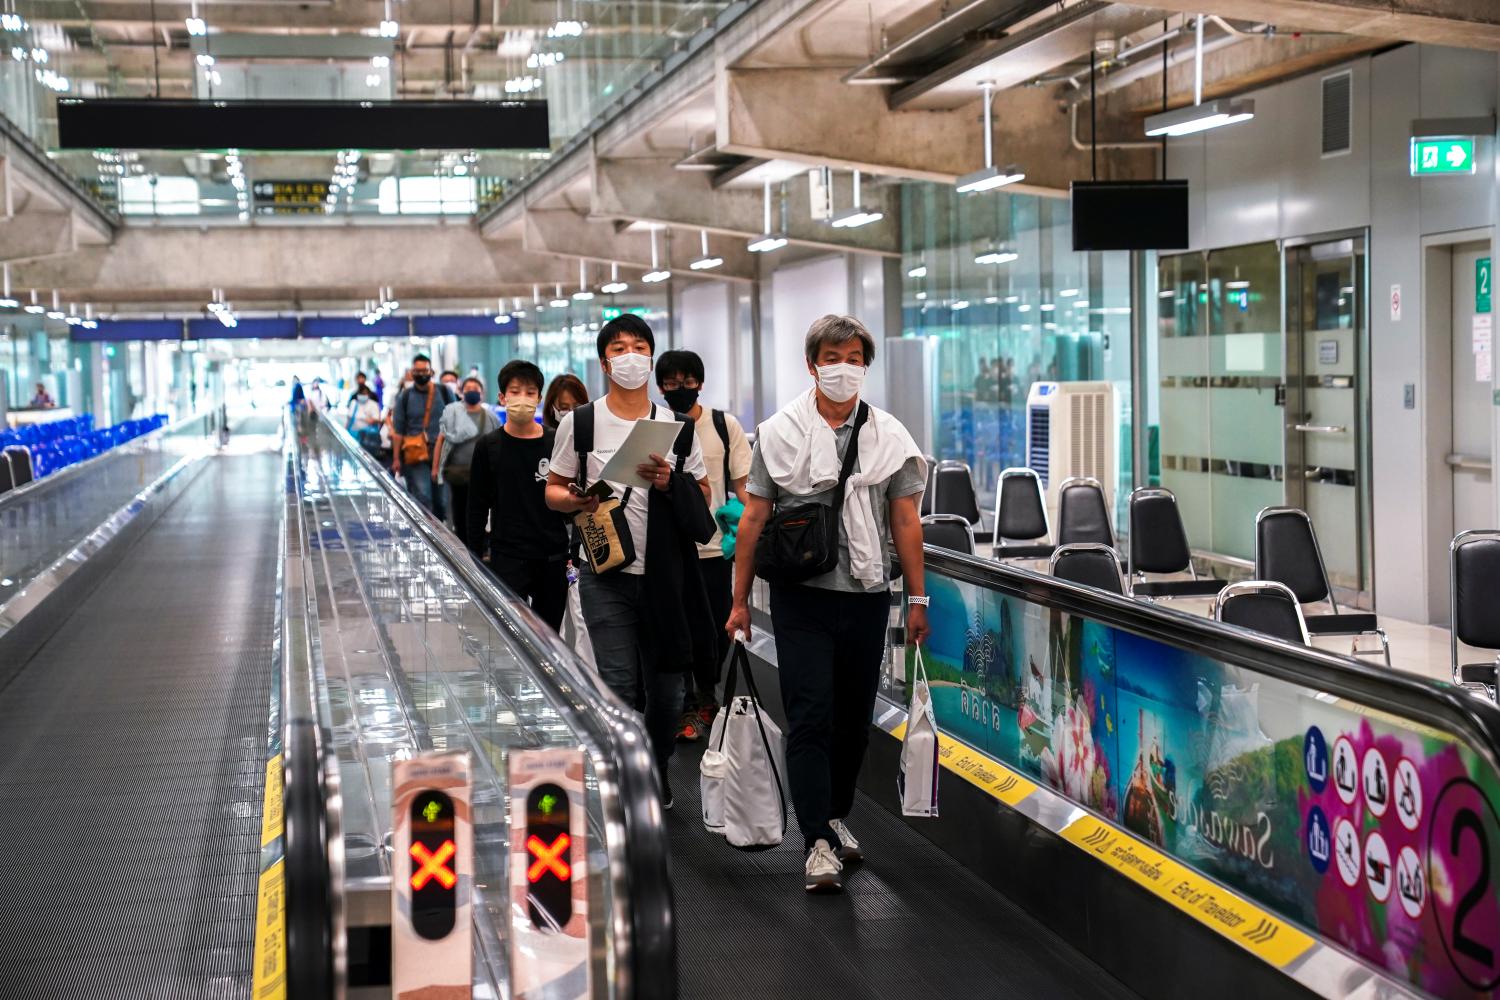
1132;578;1227;598
1304;613;1380;635
992;542;1055;560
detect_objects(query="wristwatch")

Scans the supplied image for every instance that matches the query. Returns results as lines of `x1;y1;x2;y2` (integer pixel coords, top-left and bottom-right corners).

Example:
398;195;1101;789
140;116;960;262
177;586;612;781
906;595;930;607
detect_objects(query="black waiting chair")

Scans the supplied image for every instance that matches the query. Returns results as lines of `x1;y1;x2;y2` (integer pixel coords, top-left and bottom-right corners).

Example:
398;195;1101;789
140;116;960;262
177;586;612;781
932;460;982;525
1452;530;1500;698
991;467;1054;559
1057;476;1115;548
1214;581;1311;647
1050;543;1125;595
0;451;13;494
6;447;33;488
921;513;976;555
1126;487;1226;599
1255;507;1389;666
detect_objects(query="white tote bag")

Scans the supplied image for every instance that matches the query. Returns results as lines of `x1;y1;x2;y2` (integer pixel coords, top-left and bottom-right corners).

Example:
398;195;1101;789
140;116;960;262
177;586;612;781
899;646;940;818
563;570;596;669
700;643;788;849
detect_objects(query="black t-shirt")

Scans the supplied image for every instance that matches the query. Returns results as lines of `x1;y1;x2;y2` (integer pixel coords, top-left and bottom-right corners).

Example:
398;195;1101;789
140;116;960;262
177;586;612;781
468;427;568;561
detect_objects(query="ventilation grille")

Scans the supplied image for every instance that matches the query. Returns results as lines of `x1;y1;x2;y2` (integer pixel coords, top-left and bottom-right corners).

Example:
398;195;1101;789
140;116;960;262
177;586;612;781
1027;405;1050;486
1321;71;1352;156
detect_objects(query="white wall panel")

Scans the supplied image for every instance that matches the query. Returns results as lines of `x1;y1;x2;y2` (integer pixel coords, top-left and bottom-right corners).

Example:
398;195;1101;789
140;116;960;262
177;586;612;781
675;281;734;412
769;254;850;410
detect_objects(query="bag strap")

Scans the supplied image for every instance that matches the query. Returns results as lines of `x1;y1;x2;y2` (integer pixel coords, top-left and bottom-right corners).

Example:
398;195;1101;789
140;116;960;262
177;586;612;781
712;408;731;486
417;382;436;433
670;410;695;475
573;402;595;490
715;641;788;827
829;401;871;511
911;645;930;688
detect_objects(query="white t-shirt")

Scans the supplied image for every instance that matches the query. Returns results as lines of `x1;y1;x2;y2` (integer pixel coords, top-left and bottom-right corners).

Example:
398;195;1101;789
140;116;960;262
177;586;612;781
550;397;707;575
695;408;752;558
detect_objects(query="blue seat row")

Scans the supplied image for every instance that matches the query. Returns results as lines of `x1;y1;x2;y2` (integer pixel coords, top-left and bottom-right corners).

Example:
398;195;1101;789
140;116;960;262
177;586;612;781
0;414;168;483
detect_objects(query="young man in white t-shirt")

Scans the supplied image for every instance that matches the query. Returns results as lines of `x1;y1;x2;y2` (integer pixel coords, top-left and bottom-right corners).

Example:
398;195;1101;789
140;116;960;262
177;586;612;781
545;315;710;807
655;349;752;742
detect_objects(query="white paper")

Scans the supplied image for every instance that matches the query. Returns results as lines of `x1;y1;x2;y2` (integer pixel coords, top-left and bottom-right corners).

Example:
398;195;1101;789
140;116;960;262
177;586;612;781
596;417;685;489
1479;349;1493;384
1473;314;1492;355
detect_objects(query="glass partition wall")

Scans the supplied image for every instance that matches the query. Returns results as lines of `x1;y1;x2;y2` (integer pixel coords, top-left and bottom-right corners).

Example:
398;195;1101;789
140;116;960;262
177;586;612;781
900;184;1134;520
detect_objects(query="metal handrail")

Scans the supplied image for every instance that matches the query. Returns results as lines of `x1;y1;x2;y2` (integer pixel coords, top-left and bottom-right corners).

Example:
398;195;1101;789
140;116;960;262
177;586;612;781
282;425;343;998
0;409;214;512
312;409;674;1000
924;545;1500;777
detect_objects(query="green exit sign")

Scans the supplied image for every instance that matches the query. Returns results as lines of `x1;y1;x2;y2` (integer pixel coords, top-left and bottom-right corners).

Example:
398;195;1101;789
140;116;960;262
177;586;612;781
1411;137;1476;175
601;306;650;320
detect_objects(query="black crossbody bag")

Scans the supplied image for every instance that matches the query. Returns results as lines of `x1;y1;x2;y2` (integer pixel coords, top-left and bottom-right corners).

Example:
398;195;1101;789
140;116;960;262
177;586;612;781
753;402;868;584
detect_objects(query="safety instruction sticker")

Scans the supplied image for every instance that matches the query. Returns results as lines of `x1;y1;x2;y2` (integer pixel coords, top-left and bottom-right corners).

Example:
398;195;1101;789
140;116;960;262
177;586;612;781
252;754;287;1000
891;722;1037;807
1062;813;1315;969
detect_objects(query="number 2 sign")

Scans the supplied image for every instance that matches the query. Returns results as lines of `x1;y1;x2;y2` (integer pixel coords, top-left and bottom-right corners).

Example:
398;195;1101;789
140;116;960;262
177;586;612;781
1431;778;1500;990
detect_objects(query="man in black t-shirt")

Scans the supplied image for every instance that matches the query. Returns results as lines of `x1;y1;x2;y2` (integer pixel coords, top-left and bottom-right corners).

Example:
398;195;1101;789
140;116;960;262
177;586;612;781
467;359;570;630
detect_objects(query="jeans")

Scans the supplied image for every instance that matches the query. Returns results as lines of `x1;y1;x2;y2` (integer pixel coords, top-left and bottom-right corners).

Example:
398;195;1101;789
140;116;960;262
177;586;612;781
401;460;447;519
577;569;685;778
769;582;889;851
492;555;567;632
686;555;733;707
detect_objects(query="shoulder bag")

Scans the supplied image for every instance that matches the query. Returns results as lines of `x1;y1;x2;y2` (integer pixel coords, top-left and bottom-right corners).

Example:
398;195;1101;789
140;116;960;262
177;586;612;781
571;402;637;575
753;402;868;584
399;386;437;467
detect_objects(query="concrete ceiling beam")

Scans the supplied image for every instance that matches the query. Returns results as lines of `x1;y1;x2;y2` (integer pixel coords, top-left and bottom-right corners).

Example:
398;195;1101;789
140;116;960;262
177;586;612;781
717;66;1155;194
0;213;76;262
5;225;577;298
1116;0;1500;50
523;207;757;282
591;157;900;256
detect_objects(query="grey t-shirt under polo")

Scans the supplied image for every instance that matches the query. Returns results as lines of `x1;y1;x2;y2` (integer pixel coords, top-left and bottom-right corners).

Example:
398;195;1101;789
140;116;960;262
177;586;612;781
747;423;924;593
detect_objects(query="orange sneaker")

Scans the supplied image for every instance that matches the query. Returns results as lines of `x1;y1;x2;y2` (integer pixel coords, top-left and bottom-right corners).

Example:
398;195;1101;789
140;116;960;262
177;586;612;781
676;712;702;743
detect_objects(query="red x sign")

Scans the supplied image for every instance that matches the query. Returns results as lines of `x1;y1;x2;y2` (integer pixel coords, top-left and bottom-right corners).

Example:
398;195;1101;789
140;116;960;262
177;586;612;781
410;839;457;891
526;832;571;883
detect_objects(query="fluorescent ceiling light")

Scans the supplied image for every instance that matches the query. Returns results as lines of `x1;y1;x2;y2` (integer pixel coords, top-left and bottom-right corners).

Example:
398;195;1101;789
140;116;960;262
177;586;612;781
1058;288;1079;297
494;313;511;324
573;290;594;300
983;296;998;304
748;234;787;253
975;247;1019;265
956;164;1025;194
691;229;723;270
379;18;398;37
24;304;43;313
907;265;927;278
1158;289;1176;298
915;291;927;301
1224;279;1250;289
550;297;569;307
830;208;883;229
45;309;64;319
1144;97;1255;138
1004;295;1019;304
601;281;628;294
1039;303;1055;312
951;300;970;311
185;16;206;35
1017;304;1032;313
643;270;670;284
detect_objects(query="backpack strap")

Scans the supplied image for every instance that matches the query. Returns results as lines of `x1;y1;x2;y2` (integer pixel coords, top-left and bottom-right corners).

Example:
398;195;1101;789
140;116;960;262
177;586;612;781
711;408;731;486
573;401;595;490
670;409;695;474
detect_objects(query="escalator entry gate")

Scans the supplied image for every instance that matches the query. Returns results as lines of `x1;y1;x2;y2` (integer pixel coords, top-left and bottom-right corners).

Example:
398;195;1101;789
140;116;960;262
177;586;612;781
392;751;473;998
510;748;592;1000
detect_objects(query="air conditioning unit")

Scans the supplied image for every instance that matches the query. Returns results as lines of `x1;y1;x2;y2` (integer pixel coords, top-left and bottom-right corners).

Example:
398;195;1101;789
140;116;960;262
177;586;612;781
1025;381;1119;521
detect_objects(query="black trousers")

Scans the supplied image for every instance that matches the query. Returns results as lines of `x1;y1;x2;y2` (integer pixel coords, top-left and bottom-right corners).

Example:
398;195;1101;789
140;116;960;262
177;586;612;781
491;554;568;632
768;582;889;851
447;478;473;549
687;555;733;705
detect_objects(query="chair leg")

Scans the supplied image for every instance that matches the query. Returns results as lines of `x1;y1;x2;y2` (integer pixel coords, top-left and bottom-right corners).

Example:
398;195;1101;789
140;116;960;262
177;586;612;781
1349;629;1391;668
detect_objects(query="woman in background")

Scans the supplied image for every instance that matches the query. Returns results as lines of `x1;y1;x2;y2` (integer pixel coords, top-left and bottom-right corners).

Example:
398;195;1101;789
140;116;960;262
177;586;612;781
543;373;588;431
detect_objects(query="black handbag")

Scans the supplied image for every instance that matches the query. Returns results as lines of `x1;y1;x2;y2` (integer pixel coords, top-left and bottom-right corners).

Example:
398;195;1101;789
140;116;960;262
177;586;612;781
753;403;868;584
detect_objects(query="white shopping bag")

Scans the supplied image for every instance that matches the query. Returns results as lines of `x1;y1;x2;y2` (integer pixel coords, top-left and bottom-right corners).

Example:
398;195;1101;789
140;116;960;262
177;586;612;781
700;641;787;849
563;570;596;669
899;646;940;817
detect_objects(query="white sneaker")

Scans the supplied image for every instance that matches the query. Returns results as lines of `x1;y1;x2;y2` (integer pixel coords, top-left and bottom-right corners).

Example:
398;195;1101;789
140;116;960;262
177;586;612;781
830;819;862;862
804;839;843;893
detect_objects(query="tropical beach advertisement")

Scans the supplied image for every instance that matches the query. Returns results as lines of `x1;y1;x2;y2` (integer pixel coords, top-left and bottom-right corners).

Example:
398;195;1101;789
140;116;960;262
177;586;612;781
913;569;1500;997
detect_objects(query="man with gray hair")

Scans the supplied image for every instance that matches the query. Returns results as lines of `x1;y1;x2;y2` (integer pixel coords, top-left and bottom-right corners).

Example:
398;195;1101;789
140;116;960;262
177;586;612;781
725;313;929;893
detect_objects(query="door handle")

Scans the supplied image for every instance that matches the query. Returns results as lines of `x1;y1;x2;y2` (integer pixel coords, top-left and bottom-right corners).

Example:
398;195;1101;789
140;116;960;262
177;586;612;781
1293;424;1348;434
1446;453;1494;472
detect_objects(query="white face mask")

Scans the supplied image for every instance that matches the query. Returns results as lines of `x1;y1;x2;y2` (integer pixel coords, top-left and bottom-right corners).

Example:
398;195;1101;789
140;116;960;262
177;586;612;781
607;352;653;391
815;362;866;403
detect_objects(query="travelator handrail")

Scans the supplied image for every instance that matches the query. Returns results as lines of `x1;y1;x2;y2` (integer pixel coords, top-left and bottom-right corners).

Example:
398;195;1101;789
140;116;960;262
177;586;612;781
0;408;219;513
282;423;343;998
313;409;674;1000
924;545;1500;776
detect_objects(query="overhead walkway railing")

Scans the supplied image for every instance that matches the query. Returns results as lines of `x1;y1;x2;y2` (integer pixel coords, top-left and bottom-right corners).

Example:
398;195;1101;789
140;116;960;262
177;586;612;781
287;409;673;999
882;545;1500;999
0;408;220;677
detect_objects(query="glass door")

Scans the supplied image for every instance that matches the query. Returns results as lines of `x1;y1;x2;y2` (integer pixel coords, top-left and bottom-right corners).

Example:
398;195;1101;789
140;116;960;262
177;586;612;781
1284;235;1370;602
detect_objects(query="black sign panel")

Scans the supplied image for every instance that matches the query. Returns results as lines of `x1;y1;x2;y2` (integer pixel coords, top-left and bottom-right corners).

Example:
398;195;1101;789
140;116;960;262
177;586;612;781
57;99;549;151
1070;180;1189;251
525;783;573;931
409;790;458;941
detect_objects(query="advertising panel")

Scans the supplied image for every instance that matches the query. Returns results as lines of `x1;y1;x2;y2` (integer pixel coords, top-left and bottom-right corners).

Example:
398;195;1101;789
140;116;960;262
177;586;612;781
919;570;1500;996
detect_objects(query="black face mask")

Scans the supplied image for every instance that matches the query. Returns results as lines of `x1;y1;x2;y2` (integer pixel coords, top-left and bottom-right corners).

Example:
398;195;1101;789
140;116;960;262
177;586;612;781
662;386;699;414
413;372;432;386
